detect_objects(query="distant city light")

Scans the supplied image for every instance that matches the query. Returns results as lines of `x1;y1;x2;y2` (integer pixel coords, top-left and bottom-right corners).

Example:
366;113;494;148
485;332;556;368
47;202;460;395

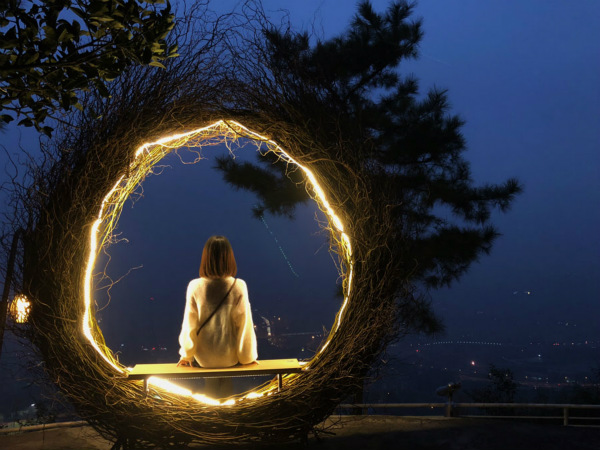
470;361;475;366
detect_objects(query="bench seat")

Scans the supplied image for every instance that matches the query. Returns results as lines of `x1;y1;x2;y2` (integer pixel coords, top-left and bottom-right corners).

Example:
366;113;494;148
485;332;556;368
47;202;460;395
126;358;303;393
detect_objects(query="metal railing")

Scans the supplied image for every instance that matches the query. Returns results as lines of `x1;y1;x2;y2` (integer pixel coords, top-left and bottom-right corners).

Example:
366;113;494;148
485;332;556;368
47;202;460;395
0;421;86;435
337;403;600;426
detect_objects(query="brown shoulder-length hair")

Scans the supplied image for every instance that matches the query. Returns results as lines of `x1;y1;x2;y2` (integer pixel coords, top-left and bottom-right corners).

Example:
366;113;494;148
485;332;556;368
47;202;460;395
199;236;237;279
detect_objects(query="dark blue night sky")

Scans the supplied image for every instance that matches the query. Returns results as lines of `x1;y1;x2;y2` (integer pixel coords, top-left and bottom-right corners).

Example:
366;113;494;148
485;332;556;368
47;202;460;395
96;145;341;350
2;1;599;354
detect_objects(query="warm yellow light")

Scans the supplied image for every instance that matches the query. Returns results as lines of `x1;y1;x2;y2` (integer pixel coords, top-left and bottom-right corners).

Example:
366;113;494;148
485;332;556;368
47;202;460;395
243;391;265;400
83;120;354;404
10;294;31;324
145;376;272;406
83;177;126;375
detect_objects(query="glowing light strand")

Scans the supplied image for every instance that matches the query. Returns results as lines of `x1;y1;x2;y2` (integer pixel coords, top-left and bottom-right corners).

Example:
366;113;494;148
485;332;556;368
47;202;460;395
82;120;354;403
83;176;126;374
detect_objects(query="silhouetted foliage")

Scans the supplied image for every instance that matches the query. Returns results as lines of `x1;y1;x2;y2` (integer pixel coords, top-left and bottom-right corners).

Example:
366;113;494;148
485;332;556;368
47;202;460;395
215;151;308;218
469;364;519;404
0;0;176;136
217;0;521;295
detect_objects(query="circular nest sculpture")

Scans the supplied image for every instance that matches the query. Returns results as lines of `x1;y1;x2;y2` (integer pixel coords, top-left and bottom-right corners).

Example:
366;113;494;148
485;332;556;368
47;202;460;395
6;9;416;448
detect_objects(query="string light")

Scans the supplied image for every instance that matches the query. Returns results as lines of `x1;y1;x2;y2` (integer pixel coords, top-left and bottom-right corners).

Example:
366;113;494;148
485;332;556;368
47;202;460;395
82;120;354;404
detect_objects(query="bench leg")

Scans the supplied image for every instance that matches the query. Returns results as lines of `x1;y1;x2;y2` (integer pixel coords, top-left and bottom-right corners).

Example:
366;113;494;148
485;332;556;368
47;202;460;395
144;378;149;397
277;374;282;392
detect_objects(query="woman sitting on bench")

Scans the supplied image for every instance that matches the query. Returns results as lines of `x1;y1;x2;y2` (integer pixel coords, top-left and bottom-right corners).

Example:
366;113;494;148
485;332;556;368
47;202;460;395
177;235;258;397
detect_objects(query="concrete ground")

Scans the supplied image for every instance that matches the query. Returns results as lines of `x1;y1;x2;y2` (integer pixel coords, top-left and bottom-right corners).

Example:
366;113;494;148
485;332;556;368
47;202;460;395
1;416;598;450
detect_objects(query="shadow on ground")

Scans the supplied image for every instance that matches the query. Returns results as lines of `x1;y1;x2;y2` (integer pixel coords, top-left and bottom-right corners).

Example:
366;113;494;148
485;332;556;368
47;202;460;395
307;416;599;450
1;416;598;450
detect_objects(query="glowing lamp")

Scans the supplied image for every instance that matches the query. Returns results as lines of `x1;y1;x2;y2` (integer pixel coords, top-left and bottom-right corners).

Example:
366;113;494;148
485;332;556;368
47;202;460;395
10;294;31;324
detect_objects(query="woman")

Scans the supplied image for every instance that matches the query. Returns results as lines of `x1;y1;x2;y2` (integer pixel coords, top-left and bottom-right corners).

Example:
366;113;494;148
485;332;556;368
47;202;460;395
177;236;258;396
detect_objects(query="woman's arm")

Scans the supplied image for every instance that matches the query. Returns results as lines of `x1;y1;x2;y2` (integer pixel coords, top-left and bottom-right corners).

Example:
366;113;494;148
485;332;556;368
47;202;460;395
178;281;200;363
233;280;258;364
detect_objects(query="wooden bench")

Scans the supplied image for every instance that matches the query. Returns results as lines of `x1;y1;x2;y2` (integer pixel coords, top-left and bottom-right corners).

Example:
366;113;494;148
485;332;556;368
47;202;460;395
126;358;303;394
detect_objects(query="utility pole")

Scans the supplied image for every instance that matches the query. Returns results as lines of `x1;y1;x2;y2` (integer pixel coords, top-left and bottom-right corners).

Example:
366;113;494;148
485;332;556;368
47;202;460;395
0;229;23;362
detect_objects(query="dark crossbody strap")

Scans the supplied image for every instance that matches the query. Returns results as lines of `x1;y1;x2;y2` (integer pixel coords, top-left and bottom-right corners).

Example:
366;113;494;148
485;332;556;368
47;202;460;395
195;278;237;336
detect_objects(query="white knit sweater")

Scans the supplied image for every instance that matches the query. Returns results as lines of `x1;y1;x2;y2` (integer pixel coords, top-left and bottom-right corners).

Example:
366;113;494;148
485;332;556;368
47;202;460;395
178;276;258;368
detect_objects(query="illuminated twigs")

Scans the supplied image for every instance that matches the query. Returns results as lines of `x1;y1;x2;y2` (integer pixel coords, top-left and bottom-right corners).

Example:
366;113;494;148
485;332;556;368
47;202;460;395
83;120;354;404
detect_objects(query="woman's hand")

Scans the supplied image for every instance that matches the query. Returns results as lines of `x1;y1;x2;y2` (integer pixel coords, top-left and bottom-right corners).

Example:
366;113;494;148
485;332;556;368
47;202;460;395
177;359;192;367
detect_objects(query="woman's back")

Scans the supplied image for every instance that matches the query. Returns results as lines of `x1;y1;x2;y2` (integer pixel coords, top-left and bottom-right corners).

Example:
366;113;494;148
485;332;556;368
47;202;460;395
179;276;257;368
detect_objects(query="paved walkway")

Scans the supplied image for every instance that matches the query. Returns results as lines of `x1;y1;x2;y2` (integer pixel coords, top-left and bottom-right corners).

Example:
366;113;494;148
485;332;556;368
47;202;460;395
1;416;598;450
